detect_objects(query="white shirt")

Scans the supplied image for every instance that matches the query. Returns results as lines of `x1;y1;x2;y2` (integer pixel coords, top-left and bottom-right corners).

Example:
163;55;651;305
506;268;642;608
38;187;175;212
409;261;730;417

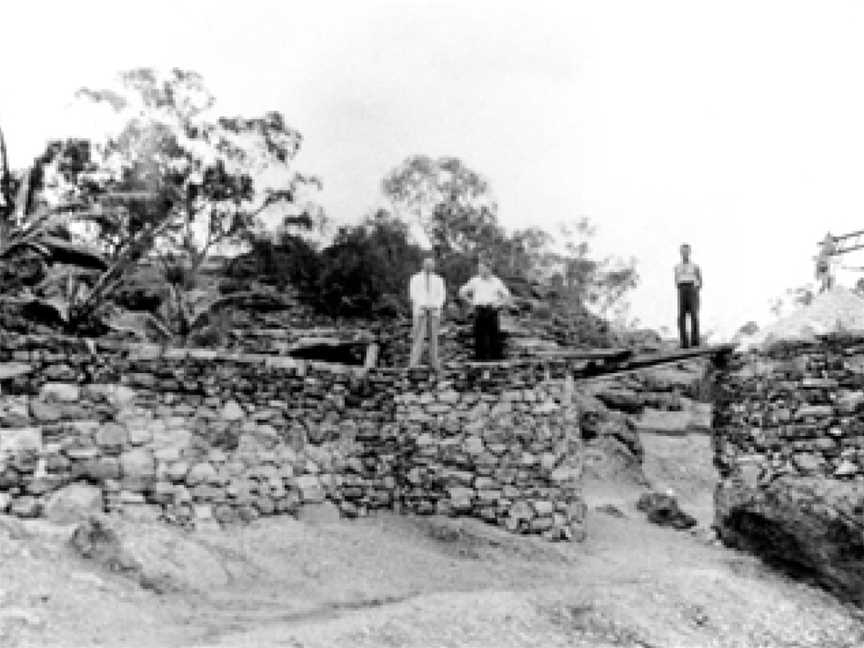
674;262;701;287
409;271;445;314
459;275;510;307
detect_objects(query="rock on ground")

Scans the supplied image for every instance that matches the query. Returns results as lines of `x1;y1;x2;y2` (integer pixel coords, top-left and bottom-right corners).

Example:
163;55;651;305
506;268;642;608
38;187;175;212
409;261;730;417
636;491;697;530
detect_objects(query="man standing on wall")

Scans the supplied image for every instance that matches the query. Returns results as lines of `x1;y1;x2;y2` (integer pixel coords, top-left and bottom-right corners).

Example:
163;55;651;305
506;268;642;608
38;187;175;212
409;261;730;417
675;243;702;349
409;254;446;370
459;259;511;361
815;232;837;293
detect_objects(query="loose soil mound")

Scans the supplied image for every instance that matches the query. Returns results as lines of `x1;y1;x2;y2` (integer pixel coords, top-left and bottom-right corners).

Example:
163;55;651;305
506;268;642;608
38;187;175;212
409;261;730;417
743;287;864;348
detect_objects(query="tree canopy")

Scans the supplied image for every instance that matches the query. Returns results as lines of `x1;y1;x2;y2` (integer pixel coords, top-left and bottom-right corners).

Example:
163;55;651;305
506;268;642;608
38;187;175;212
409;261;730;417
382;155;497;253
382;154;638;322
60;68;322;265
0;68;323;337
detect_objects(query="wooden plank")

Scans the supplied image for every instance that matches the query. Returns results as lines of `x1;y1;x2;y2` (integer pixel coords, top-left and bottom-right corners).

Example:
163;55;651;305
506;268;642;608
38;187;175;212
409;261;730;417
828;229;864;243
627;343;736;366
574;343;737;379
95;191;160;202
533;348;633;362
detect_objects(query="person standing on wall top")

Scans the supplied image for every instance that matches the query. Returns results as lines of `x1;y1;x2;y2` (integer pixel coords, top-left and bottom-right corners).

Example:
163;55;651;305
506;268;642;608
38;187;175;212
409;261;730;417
675;243;702;349
815;232;837;293
459;259;511;361
409;253;446;370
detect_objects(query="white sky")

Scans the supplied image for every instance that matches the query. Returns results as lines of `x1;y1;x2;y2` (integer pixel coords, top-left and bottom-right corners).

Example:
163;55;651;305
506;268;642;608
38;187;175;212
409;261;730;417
4;0;864;340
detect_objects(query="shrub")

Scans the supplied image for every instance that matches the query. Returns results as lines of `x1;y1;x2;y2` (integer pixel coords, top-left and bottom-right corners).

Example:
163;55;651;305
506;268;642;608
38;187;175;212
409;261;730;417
312;213;423;317
237;211;423;318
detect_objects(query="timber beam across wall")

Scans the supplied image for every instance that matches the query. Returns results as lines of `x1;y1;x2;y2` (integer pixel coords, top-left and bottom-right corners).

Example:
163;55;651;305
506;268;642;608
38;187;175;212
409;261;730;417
567;343;738;379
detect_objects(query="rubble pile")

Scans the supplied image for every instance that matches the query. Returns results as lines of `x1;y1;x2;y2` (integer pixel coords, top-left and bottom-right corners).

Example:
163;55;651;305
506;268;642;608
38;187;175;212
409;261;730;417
0;334;587;542
741;287;864;349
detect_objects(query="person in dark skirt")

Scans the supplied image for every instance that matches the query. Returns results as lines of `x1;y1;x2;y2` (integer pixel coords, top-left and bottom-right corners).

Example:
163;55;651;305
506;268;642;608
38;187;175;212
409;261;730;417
458;260;511;361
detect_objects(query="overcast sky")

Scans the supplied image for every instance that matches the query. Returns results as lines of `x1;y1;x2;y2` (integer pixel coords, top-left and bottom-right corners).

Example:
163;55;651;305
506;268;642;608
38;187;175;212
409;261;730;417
3;1;864;339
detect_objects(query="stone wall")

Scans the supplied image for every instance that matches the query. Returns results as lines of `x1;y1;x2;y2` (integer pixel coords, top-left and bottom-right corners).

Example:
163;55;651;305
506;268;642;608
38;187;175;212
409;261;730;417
220;294;614;367
712;333;864;605
226;312;523;367
0;334;586;542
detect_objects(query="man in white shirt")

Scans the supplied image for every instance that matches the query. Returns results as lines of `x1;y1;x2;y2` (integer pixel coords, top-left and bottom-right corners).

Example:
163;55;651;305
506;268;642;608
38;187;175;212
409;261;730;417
458;260;511;361
409;254;446;369
674;243;702;349
815;232;836;293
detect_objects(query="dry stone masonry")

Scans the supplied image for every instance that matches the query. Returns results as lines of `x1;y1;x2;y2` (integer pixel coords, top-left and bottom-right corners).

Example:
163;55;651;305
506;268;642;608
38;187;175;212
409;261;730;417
713;333;864;605
395;364;585;540
0;334;586;542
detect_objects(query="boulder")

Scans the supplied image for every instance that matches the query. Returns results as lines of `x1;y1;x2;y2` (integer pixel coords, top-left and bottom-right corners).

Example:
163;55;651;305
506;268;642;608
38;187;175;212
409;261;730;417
186;462;218;486
0;427;42;455
120;448;155;480
636;491;697;530
85;458;121;481
221;401;245;422
43;483;104;523
39;382;80;403
69;517;140;573
295;475;325;503
0;395;32;427
106;385;137;409
10;496;42;518
29;401;62;423
793;453;825;474
166;461;189;482
447;487;474;513
834;460;860;477
508;500;535;522
127;426;153;446
0;362;33;381
95;424;128;450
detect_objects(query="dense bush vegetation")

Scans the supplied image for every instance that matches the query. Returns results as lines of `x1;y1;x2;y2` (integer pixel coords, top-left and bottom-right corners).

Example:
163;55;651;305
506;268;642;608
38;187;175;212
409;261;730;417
0;68;640;341
228;211;423;317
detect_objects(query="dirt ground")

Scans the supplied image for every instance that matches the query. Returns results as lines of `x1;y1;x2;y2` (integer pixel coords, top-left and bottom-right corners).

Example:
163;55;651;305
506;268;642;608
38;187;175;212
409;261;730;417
1;429;863;648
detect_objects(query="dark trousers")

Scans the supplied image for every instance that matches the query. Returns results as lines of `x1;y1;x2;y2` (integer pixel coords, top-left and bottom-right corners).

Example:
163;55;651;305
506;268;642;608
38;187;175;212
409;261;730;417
677;283;700;348
473;306;502;361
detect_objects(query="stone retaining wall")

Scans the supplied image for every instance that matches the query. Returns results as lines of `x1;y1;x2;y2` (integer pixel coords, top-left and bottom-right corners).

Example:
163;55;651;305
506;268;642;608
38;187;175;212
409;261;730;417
713;334;864;605
0;335;586;541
